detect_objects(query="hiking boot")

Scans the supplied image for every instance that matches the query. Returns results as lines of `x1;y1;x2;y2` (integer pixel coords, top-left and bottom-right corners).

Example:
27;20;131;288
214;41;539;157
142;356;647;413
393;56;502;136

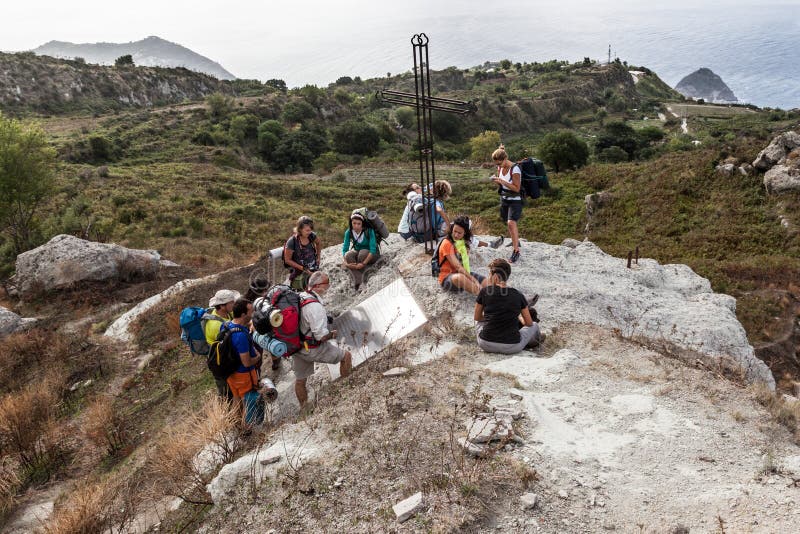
491;236;504;249
526;332;546;349
509;250;521;263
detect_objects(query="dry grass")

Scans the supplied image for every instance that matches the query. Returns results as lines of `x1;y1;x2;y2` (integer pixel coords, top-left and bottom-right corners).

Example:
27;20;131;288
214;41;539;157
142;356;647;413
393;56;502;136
0;374;68;481
142;394;239;505
82;395;128;456
0;458;20;520
752;384;800;441
40;476;137;534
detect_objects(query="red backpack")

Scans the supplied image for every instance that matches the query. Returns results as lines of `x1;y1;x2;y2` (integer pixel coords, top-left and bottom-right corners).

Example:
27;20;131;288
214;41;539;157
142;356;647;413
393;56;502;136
253;285;320;355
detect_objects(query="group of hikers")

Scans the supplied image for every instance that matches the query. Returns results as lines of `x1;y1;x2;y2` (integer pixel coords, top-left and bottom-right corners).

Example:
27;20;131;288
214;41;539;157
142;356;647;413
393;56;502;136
184;144;545;428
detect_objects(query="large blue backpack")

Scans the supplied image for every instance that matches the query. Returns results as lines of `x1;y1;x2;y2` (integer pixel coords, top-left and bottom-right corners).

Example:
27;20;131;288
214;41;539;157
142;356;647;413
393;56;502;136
407;194;445;243
516;158;549;199
179;306;223;356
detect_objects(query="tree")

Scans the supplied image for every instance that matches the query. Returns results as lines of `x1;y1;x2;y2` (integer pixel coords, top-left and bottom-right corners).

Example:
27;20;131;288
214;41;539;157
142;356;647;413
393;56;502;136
394;107;416;129
114;54;134;67
332;120;380;156
257;120;286;159
597;145;629;163
228;114;260;143
271;130;328;172
265;79;287;93
537;130;589;172
500;59;512;70
595;121;639;160
0;113;56;254
469;130;501;162
281;100;315;124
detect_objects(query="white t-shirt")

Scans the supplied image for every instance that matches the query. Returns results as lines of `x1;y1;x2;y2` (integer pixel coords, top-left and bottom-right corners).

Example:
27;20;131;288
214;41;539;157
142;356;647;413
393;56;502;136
498;164;521;200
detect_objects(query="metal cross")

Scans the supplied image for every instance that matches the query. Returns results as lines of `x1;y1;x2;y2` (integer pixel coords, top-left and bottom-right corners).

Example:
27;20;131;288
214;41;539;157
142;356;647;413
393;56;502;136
378;33;476;253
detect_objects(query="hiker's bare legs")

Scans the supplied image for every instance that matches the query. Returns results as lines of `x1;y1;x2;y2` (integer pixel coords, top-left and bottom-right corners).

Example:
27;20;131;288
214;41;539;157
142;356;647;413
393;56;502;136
446;273;483;295
508;220;520;252
295;378;308;408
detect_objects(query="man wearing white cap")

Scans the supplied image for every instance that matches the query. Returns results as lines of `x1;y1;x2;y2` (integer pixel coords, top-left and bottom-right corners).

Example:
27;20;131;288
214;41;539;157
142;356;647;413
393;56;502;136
205;289;241;400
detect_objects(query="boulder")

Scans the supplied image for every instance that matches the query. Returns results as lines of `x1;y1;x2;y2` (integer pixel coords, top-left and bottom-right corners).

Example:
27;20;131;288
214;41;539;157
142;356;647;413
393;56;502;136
0;306;36;336
584;191;613;218
715;163;736;176
753;131;800;171
763;164;800;193
15;235;161;296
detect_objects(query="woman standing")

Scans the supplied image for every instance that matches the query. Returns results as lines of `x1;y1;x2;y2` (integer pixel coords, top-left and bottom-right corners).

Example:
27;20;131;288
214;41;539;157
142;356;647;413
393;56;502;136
491;145;523;263
474;258;542;354
283;215;321;291
342;212;379;290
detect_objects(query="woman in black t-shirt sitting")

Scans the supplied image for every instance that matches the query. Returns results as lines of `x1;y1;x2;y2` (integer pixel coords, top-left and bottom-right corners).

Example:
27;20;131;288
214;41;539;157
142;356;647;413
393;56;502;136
473;258;542;354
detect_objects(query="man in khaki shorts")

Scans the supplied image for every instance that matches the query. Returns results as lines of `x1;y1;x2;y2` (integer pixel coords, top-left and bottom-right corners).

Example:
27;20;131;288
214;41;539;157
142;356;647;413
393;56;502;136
293;271;352;407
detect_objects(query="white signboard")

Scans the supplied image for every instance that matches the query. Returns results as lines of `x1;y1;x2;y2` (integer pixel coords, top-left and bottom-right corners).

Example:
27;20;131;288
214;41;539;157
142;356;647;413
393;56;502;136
326;278;427;380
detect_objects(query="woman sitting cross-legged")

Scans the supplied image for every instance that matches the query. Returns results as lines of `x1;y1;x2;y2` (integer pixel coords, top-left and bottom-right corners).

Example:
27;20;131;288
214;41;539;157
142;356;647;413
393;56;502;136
342;211;380;290
473;258;543;354
437;215;488;295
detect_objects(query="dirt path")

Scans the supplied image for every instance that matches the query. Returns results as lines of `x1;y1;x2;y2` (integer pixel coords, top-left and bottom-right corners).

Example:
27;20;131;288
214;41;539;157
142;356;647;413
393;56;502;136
484;325;800;532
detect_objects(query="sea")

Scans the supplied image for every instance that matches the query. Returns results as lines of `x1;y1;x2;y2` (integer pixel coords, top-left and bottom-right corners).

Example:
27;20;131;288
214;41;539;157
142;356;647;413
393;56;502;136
238;0;800;109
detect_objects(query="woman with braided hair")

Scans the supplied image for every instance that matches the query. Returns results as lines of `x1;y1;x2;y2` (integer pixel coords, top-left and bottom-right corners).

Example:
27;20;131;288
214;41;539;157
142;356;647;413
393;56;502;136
473;258;543;354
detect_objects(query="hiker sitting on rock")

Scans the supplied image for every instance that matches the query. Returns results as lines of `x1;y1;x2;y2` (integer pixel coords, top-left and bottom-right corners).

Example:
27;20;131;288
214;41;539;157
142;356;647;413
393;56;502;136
224;298;264;428
294;272;352;408
398;182;422;240
474;258;543;354
283;215;321;291
432;180;452;235
205;289;241;401
342;211;380;290
437;215;488;295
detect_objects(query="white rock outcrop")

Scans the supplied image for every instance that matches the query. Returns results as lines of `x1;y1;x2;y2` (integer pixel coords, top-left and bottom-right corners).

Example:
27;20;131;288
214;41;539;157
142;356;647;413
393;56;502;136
753;131;800;171
763;163;800;193
15;234;161;296
321;236;774;388
0;306;36;336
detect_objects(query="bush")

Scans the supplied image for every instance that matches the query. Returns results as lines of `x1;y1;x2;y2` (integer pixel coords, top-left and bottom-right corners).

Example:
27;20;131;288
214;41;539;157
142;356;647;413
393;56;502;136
500;59;512;70
596;121;639;160
271;130;328;172
114;54;133;67
332;120;380;156
82;396;127;456
228;113;260;143
88;135;114;162
597;145;629;163
537;130;589;172
430;111;462;142
265;79;287;93
333;88;354;104
206;93;234;122
313;151;343;174
469;130;501;162
257;120;286;159
281;100;316;124
395;107;416;129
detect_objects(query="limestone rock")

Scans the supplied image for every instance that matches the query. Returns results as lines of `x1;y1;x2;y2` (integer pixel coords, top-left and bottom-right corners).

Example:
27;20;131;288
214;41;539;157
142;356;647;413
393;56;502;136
457;437;487;458
715;163;736;176
764;164;800;193
738;163;753;176
393;492;424;523
520;492;539;510
585;191;612;217
382;367;409;377
753;131;800;171
15;234;161;296
466;414;513;443
0;306;36;336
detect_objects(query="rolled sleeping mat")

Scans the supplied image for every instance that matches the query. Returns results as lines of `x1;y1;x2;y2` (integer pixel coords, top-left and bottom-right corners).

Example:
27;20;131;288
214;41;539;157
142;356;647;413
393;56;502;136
366;210;390;239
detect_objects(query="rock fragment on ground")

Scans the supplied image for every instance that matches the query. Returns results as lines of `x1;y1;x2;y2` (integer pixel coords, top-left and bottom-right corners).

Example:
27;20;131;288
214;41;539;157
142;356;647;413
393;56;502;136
520;492;538;510
0;305;36;336
393;492;424;523
382;367;409;377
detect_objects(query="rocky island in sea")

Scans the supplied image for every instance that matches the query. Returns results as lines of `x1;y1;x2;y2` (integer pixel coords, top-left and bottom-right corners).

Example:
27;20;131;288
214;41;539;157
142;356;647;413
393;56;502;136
675;67;738;103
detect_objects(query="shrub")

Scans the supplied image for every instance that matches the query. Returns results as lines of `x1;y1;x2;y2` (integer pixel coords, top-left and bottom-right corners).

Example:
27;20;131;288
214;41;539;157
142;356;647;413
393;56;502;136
597;145;629;163
0;459;20;520
333;88;354;104
332;120;380;156
228;113;260;143
469;130;501;162
499;59;512;70
430;111;462;142
537;130;590;172
281;100;316;124
97;165;109;178
41;477;134;534
596;121;639;159
395;107;416;129
88;135;114;162
206;93;234;122
82;396;127;456
264;78;287;93
271;130;328;172
313;151;343;174
114;54;133;67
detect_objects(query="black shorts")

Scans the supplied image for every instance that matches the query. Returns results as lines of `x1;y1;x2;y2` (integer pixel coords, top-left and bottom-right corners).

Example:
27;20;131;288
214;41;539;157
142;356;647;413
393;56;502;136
500;198;523;222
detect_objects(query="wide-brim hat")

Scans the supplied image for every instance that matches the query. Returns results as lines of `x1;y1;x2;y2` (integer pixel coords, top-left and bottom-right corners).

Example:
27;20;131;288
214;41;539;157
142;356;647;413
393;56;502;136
209;289;241;307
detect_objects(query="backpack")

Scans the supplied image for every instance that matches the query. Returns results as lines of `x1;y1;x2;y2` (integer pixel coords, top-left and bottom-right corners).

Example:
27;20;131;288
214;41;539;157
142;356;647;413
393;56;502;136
430;238;446;277
350;207;389;251
179;306;225;356
206;323;250;380
517;158;549;198
407;195;445;242
252;285;319;356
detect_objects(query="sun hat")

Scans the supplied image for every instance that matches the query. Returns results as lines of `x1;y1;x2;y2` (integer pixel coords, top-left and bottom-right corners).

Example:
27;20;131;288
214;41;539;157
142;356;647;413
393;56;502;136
209;289;241;307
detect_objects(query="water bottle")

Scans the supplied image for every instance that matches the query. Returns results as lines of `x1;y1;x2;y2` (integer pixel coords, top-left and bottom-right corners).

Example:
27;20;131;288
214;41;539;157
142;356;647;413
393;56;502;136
259;377;278;402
